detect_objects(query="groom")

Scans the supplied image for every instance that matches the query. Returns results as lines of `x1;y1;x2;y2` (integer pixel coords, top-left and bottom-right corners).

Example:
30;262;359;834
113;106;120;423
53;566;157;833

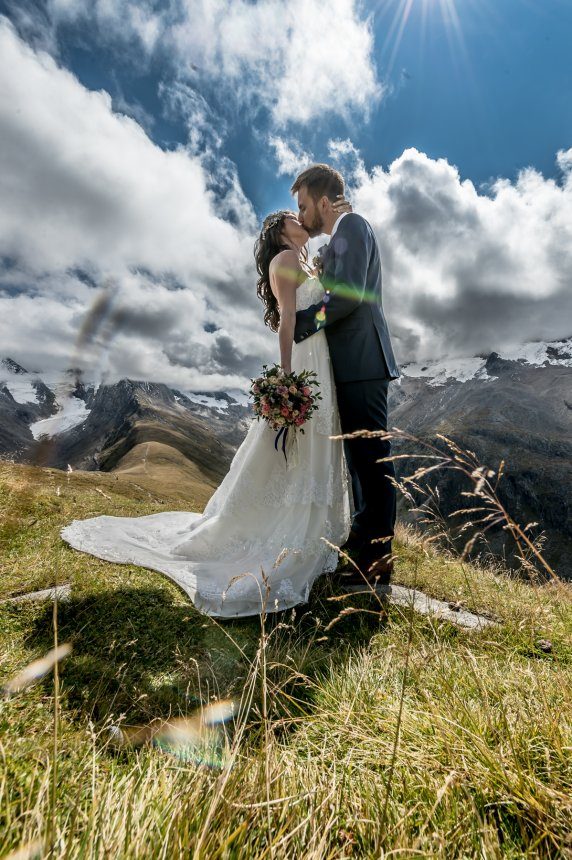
291;164;399;586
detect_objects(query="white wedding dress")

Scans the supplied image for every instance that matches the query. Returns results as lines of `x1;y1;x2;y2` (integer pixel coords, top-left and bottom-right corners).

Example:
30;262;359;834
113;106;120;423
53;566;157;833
60;276;352;617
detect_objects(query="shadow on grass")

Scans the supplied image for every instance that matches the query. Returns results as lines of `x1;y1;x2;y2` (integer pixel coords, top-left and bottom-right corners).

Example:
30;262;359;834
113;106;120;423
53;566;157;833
21;577;388;727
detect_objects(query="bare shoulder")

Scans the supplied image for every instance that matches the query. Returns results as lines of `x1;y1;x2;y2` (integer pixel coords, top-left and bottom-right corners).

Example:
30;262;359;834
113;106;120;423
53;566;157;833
269;249;301;275
269;250;303;291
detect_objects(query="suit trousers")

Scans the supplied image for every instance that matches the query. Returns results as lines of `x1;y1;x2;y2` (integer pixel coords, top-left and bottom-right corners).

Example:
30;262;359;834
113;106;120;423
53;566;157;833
335;378;396;562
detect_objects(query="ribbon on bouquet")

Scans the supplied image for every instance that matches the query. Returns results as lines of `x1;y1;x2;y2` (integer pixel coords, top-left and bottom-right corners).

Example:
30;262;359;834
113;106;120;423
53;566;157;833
274;426;299;469
274;426;288;460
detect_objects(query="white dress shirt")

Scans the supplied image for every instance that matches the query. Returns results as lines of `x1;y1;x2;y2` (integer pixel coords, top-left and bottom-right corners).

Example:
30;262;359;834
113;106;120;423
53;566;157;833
329;211;348;239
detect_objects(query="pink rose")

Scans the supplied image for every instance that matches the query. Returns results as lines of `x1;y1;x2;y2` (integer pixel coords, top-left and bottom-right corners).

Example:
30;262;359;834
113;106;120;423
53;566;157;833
280;406;289;417
302;386;311;396
295;417;305;426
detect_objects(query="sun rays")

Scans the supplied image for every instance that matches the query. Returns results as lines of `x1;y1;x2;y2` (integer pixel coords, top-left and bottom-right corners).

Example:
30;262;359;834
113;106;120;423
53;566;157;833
372;0;505;161
373;0;501;84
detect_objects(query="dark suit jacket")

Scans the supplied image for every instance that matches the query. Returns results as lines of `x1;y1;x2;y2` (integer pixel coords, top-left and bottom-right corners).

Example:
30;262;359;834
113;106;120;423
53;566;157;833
294;213;399;383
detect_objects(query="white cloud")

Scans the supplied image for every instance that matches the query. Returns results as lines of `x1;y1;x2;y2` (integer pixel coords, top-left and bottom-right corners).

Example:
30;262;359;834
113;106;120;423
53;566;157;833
268;137;314;177
351;146;572;360
160;80;226;154
556;147;572;175
0;19;274;390
327;138;366;185
49;0;165;53
0;19;245;275
262;0;382;125
2;16;571;387
40;0;383;127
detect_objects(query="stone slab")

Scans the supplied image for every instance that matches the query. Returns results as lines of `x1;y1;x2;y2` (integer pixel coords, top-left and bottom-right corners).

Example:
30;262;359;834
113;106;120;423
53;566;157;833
342;583;496;629
2;584;72;604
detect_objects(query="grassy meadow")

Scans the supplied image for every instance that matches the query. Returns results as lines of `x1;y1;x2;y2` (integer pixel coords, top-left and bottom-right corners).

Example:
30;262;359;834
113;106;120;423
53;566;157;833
0;456;571;858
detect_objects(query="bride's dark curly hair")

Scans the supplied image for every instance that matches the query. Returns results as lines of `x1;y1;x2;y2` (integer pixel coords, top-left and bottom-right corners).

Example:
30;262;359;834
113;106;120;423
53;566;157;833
254;210;307;332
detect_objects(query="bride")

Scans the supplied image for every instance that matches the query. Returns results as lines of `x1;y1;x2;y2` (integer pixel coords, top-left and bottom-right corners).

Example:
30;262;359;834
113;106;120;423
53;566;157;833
60;206;352;618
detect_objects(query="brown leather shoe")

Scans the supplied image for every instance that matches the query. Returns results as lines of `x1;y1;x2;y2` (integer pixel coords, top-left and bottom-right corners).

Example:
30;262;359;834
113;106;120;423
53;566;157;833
334;546;360;574
366;555;394;580
338;554;394;589
339;529;365;555
335;530;366;575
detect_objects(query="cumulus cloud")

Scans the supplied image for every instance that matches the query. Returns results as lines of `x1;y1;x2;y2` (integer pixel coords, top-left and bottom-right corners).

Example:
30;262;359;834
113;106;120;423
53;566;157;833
556;147;572;175
2;16;571;391
27;0;383;127
351;146;572;361
0;19;274;390
327;138;367;185
160;80;226;154
111;76;156;134
268;137;314;177
158;79;255;226
50;0;165;53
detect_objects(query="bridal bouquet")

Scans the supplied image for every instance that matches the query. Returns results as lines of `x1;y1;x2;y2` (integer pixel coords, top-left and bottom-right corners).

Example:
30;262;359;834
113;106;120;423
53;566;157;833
250;364;321;461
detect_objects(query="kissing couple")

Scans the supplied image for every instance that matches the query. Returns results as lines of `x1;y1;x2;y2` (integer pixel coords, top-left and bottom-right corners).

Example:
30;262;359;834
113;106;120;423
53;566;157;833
61;163;400;618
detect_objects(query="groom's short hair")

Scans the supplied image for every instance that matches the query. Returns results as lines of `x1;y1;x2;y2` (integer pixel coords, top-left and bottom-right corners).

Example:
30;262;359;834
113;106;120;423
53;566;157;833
291;164;344;202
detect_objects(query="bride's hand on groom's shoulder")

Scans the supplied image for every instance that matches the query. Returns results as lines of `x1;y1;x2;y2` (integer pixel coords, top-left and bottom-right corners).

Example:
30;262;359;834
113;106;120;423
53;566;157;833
332;195;352;215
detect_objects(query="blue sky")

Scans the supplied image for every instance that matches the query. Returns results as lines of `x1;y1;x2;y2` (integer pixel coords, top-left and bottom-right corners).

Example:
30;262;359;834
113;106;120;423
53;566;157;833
0;0;571;388
3;0;570;212
5;0;569;212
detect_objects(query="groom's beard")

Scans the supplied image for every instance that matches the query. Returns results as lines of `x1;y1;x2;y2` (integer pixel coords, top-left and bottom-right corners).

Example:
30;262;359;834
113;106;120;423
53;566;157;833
304;209;324;238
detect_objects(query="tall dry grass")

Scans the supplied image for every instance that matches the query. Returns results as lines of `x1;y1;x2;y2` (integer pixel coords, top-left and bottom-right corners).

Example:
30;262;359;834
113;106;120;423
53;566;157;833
1;437;571;858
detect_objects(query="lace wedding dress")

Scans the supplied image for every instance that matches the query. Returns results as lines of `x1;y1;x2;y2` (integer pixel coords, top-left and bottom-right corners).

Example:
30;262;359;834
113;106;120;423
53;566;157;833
60;276;352;617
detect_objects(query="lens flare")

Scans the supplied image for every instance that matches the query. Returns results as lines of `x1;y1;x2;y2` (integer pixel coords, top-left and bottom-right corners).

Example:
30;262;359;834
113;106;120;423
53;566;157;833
2;840;44;860
153;718;229;768
107;700;237;768
3;643;73;697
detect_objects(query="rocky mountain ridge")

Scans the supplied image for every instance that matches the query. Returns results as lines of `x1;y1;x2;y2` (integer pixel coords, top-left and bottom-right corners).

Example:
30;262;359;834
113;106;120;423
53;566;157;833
0;359;251;485
388;339;572;578
2;337;571;576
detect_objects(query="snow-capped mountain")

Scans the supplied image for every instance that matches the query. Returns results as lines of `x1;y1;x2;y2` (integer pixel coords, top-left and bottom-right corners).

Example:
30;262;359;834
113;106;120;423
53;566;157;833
400;337;572;386
1;357;91;434
2;338;571;578
0;357;252;483
1;359;251;439
30;397;91;440
391;337;572;579
179;388;250;416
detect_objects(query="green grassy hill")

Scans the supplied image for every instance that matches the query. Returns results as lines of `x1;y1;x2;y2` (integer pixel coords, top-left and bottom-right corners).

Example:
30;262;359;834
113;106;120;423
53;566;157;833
0;460;571;858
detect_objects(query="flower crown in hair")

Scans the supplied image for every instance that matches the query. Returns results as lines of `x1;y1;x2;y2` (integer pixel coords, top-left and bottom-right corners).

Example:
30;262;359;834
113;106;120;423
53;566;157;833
260;213;286;241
